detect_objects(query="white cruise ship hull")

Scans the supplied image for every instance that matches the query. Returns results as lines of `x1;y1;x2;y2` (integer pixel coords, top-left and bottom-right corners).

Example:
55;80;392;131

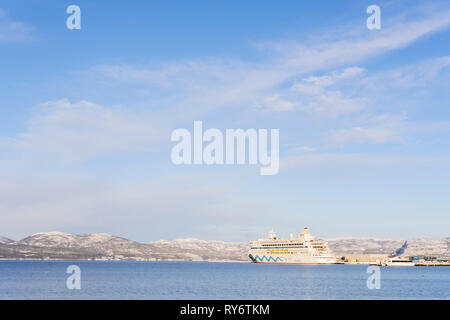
248;248;336;264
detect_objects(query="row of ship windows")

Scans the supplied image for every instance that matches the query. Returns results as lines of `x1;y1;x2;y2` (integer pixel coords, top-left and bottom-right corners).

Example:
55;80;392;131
254;246;326;249
253;246;308;249
261;244;306;247
259;243;325;246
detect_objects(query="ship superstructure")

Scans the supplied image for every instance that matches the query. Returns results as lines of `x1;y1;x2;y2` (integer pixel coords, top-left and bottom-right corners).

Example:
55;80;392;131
248;228;336;264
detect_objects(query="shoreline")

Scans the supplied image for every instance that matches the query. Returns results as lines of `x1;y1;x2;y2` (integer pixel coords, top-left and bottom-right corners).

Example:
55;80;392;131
1;259;450;266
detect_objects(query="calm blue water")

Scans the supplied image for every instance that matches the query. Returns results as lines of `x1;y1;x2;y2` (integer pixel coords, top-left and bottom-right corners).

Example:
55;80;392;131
0;261;449;299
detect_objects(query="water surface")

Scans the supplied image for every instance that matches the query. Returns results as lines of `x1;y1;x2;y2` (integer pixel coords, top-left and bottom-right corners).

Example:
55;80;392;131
0;261;448;299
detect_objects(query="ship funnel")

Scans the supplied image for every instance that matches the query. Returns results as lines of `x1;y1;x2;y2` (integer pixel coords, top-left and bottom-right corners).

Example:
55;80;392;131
268;230;277;240
300;227;313;241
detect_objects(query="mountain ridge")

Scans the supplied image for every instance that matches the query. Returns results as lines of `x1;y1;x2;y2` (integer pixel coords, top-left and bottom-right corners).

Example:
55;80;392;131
0;232;448;261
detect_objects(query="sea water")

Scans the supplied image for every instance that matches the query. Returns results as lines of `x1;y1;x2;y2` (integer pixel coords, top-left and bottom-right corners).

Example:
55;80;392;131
0;261;449;299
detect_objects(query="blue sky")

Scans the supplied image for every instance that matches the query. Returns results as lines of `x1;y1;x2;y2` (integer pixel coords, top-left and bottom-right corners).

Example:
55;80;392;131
0;0;450;241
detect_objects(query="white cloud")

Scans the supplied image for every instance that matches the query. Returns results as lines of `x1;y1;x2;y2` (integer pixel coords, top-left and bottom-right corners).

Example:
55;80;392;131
287;145;315;154
0;9;33;43
4;99;162;162
270;7;450;72
93;6;450;118
327;113;407;145
283;153;450;170
257;94;296;112
363;55;450;89
325;111;450;146
329;127;401;144
303;67;365;87
258;67;367;114
94;61;290;118
297;89;367;115
2;6;448;164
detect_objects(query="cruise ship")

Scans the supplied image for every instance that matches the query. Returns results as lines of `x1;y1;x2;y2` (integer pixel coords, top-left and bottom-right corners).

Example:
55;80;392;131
248;228;337;264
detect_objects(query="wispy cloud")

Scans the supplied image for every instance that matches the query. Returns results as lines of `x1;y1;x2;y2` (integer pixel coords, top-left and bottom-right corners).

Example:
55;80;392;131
329;127;401;144
268;5;450;72
5;4;444;168
362;55;450;89
282;153;450;170
92;5;450;119
303;67;365;87
268;67;367;115
2;99;163;162
0;9;34;43
3;5;449;166
328;113;407;145
1;2;450;240
287;145;316;154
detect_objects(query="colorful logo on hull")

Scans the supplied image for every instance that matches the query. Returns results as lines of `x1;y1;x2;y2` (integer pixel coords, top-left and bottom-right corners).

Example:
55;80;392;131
249;254;282;262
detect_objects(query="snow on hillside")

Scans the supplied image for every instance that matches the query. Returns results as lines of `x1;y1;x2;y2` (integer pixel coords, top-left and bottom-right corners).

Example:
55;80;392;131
326;237;450;258
151;237;247;251
149;238;250;260
1;232;249;261
18;232;135;248
1;232;448;260
0;236;14;244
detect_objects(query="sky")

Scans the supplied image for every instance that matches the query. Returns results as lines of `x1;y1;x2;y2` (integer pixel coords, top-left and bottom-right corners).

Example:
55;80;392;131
0;0;450;242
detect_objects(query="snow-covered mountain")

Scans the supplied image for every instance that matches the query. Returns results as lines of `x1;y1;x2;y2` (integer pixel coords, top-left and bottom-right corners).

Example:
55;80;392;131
0;236;14;244
0;232;249;261
18;231;136;249
0;232;448;260
1;231;154;261
149;238;249;261
327;237;450;258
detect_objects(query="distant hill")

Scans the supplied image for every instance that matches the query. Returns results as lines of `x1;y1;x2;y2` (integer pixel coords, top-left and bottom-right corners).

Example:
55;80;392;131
0;232;248;261
0;232;448;261
0;236;14;244
327;237;450;258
